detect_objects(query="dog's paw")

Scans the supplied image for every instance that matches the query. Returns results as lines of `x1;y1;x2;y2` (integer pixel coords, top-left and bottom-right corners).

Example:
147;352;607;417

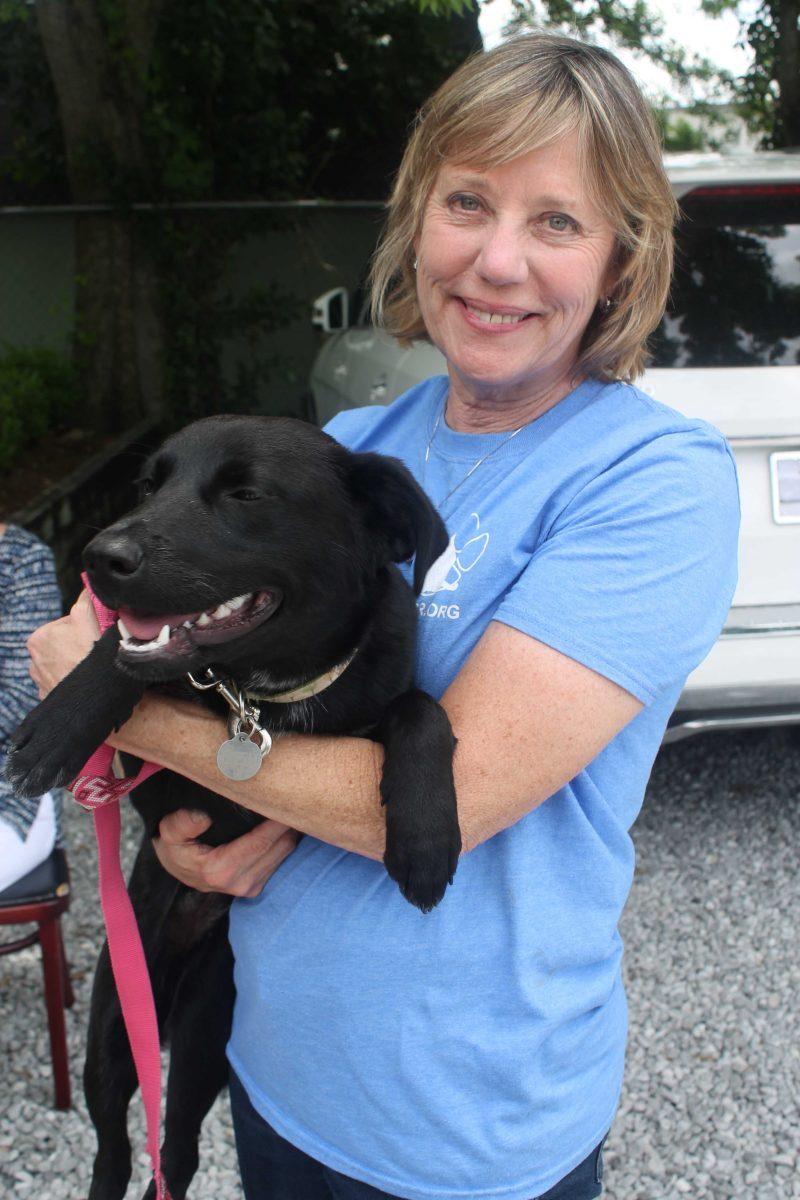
383;814;461;913
6;709;87;797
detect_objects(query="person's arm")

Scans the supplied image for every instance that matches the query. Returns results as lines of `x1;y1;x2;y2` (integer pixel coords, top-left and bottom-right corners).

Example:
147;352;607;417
0;536;62;742
26;598;641;894
109;619;642;852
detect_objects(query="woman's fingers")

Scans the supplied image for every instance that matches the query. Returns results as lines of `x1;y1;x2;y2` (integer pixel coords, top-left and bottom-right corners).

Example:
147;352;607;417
27;589;103;697
28;615;90;696
152;810;216;889
70;588;102;637
153;809;298;898
158;808;214;844
225;824;299;899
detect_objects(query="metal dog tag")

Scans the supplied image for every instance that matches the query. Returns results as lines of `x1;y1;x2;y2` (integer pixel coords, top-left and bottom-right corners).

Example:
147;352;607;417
217;721;272;782
217;733;262;781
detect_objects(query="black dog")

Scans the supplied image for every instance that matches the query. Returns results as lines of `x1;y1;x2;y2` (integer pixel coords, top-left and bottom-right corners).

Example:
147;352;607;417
7;414;460;1200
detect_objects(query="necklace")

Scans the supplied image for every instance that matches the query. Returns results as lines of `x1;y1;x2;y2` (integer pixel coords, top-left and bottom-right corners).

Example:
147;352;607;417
424;404;524;513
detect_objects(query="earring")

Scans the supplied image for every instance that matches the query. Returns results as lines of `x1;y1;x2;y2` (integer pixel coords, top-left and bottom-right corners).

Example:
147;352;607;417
601;297;611;312
413;258;418;271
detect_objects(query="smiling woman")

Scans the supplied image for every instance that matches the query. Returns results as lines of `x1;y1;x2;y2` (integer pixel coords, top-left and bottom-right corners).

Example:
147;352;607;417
25;32;740;1200
371;33;677;407
411;136;619;422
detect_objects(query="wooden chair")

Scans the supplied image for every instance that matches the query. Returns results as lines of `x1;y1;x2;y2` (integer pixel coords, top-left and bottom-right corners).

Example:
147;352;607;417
0;847;73;1109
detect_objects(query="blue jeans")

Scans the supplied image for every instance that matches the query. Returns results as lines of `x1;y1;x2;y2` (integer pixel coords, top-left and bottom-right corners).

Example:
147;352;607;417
229;1070;606;1200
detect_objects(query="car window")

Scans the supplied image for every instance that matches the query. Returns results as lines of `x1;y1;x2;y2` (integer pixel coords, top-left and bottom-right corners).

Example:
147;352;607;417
650;186;800;367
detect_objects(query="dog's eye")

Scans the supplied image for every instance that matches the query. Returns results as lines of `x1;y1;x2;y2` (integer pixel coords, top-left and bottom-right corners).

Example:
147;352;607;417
228;488;262;503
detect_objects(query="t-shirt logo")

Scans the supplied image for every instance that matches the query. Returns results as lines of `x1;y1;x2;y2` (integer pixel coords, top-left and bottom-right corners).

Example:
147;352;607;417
420;513;489;596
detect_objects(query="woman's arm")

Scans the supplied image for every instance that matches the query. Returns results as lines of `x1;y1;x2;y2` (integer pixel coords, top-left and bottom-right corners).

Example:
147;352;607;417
111;620;642;855
108;694;388;859
27;602;642;892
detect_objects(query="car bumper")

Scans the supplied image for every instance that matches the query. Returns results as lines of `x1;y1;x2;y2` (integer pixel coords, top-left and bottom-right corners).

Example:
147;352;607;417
666;604;800;742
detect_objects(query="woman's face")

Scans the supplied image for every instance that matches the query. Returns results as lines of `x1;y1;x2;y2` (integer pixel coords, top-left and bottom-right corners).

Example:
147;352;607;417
414;132;618;404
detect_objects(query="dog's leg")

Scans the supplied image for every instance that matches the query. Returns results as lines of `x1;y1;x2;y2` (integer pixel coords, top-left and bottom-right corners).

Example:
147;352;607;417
373;687;460;913
142;927;236;1200
6;626;145;797
85;840;180;1200
84;940;140;1200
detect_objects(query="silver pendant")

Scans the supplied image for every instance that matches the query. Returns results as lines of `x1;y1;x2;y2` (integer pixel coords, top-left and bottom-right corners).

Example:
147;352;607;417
216;720;272;781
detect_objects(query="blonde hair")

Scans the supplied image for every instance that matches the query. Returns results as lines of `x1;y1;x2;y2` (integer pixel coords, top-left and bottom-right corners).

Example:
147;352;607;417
369;33;677;382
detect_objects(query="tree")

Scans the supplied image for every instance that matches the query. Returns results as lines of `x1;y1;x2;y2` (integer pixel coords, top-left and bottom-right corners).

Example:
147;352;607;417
657;113;708;153
702;0;800;147
508;1;731;94
509;0;800;149
1;1;481;430
34;0;166;430
0;2;66;204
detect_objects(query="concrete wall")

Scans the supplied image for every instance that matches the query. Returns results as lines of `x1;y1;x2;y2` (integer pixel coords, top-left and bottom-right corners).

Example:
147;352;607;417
0;212;75;353
220;205;385;414
0;203;385;417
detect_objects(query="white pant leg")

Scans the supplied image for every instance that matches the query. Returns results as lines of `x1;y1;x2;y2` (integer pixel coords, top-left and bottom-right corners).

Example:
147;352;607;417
0;791;57;892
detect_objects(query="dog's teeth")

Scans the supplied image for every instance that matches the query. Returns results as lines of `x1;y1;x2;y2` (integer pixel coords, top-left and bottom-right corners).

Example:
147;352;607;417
228;594;249;611
183;620;193;629
213;603;232;620
157;624;170;646
197;612;212;627
118;618;132;640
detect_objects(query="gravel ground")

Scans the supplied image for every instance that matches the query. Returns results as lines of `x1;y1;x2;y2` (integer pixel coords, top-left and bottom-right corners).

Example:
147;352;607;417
1;726;798;1199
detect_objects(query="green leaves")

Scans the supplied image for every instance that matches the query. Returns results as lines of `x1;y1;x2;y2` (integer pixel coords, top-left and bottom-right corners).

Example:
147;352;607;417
0;0;28;23
508;0;798;146
0;346;78;471
416;0;477;15
509;0;734;100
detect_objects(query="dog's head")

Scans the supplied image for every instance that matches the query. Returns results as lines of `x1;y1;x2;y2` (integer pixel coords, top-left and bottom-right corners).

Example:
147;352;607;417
83;415;447;683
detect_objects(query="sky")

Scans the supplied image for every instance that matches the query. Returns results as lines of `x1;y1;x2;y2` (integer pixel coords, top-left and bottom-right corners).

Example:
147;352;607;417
478;0;760;105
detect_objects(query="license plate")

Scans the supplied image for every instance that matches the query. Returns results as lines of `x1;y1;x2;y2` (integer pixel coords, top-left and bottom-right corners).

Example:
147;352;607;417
770;451;800;524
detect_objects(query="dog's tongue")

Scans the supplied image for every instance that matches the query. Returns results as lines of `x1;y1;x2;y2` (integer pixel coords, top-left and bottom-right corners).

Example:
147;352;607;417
117;607;200;641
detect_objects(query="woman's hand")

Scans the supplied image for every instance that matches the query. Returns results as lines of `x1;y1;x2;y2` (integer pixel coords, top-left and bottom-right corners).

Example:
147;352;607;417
153;809;300;898
28;590;101;698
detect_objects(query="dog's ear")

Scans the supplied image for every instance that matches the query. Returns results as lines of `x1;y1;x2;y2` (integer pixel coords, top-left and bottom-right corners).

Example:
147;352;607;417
347;452;448;595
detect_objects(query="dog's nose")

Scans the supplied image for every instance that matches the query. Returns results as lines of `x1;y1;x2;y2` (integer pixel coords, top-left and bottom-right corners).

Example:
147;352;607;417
84;532;144;579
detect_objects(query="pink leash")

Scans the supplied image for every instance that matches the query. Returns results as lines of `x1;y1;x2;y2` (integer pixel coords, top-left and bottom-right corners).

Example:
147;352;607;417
69;576;170;1200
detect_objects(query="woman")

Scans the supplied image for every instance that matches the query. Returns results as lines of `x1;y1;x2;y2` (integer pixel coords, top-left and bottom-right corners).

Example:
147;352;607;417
0;522;62;894
29;34;739;1200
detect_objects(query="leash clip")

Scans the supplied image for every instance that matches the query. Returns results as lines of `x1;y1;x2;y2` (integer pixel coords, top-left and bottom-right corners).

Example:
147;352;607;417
186;668;271;780
187;667;261;725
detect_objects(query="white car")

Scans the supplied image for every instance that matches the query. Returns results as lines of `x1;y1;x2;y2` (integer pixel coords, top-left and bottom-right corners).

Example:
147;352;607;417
309;152;800;742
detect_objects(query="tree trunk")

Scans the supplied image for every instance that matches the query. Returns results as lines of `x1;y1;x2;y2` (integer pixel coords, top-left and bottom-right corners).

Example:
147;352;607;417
773;0;800;147
72;212;165;431
35;0;165;431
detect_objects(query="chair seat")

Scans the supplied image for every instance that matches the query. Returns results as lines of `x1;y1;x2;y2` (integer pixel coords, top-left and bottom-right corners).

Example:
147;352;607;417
0;847;70;907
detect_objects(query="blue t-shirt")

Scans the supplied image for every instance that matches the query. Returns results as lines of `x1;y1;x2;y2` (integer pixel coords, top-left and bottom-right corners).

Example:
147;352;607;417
227;376;739;1200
